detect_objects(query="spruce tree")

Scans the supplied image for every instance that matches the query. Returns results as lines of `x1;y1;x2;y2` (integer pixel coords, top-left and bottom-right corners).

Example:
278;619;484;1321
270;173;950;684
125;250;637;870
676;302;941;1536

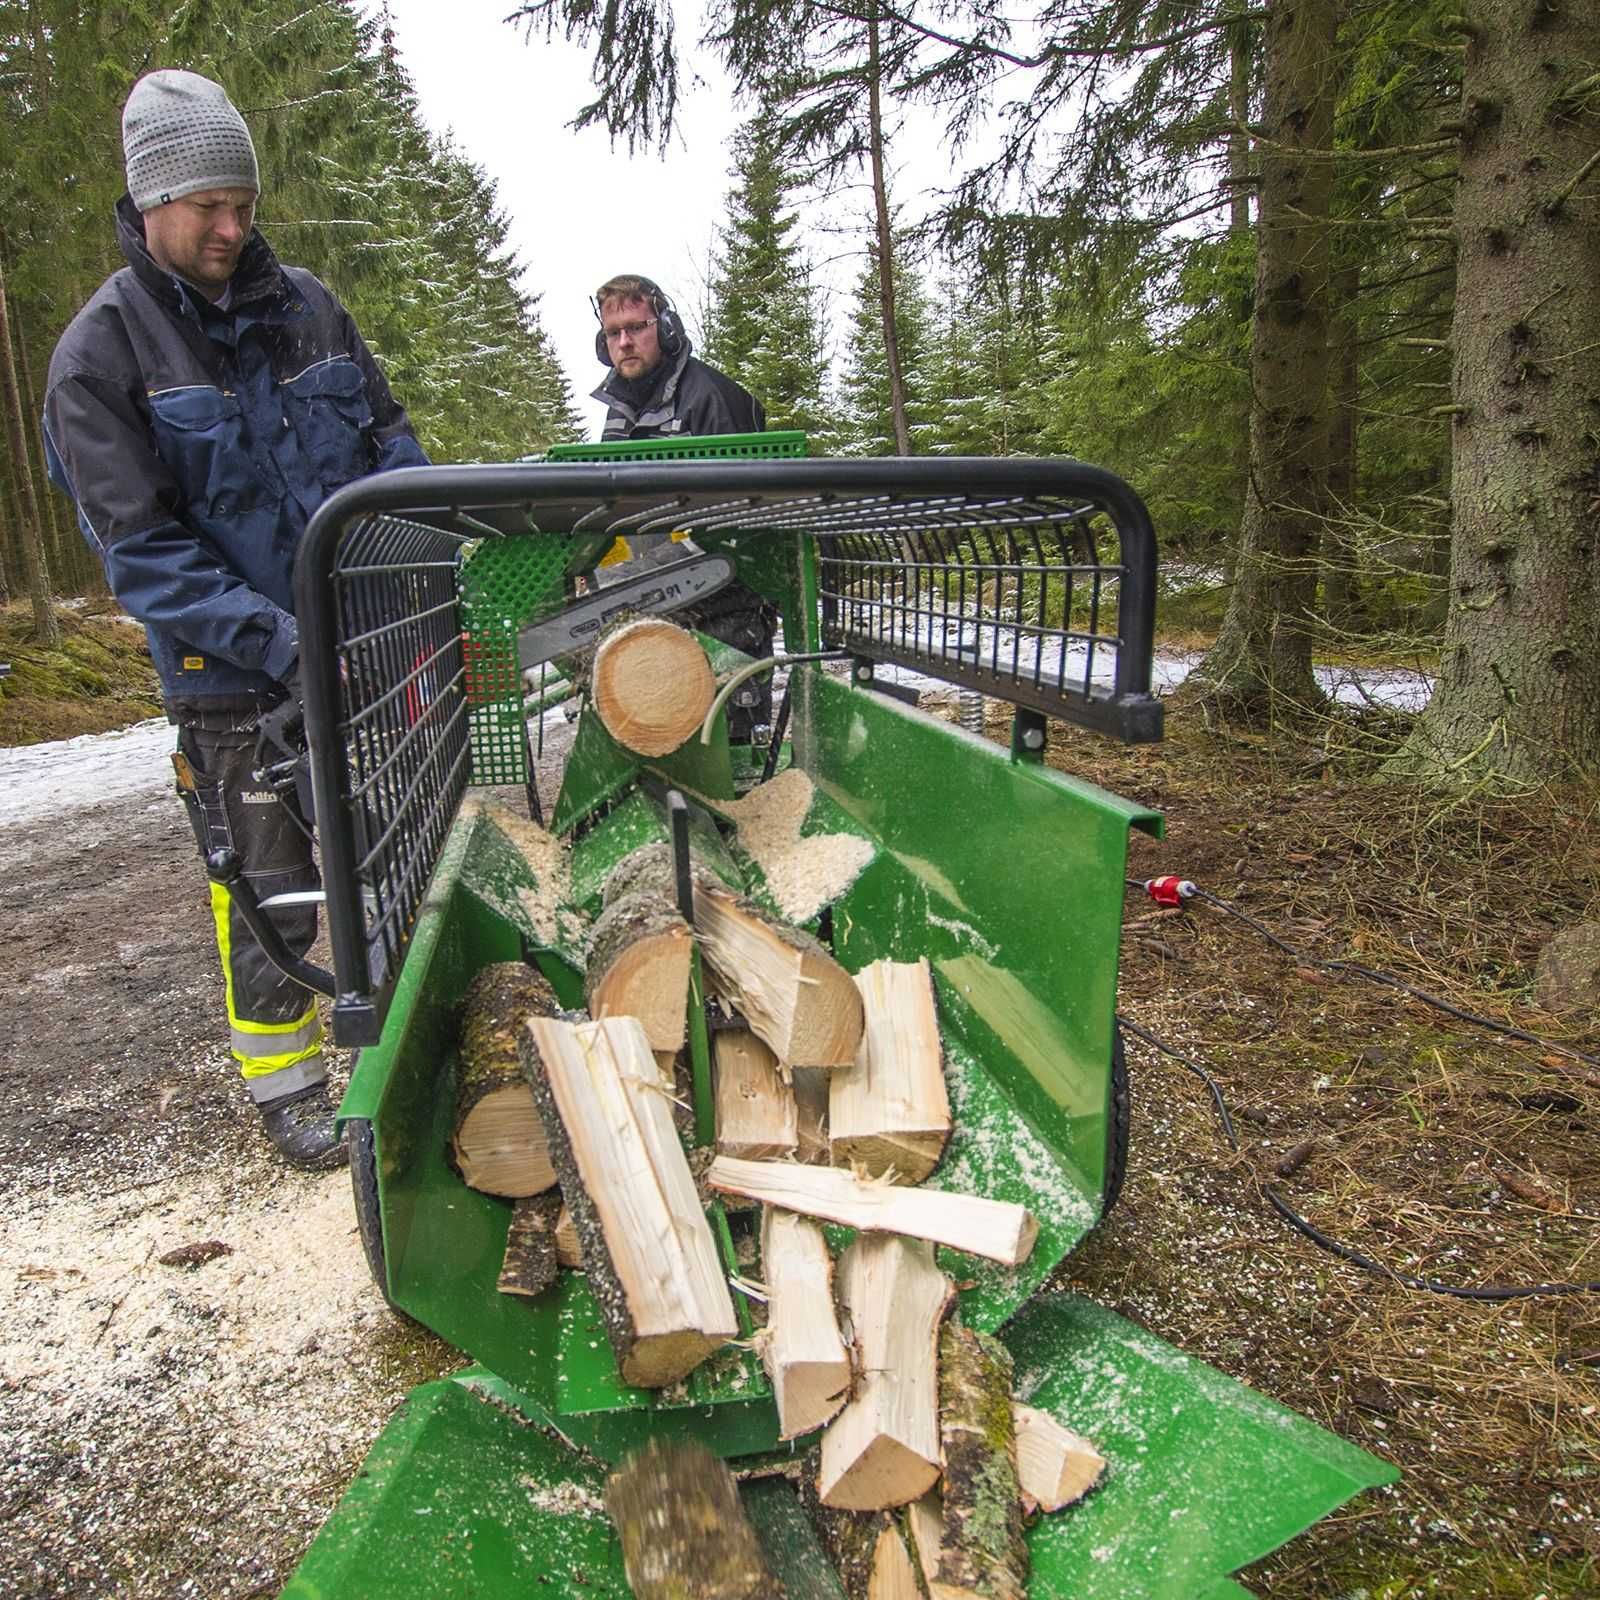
837;244;935;456
701;112;832;439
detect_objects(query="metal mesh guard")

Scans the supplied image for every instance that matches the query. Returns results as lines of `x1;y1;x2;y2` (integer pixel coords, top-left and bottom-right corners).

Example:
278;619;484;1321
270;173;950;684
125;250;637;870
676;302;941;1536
298;457;1161;1043
327;512;473;1015
816;498;1157;739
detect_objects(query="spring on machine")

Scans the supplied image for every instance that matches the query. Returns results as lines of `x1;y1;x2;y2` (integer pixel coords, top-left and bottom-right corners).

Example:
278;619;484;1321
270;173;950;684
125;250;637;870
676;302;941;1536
959;688;985;733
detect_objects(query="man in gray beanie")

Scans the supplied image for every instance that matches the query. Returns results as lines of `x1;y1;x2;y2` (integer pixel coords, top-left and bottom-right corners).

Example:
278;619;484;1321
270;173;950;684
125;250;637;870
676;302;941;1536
43;69;429;1171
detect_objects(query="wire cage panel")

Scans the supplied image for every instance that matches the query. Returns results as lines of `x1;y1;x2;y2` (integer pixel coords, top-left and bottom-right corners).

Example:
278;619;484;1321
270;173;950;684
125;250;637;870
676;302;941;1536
817;494;1161;743
297;457;1161;1042
318;512;474;1029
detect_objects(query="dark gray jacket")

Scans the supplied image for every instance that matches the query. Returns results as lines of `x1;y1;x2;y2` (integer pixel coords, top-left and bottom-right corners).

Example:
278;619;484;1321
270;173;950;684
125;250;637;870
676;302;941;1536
593;344;764;440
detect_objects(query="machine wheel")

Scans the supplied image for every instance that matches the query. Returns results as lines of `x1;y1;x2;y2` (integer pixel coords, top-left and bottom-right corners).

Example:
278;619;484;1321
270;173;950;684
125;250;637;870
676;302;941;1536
1100;1025;1131;1220
348;1116;395;1305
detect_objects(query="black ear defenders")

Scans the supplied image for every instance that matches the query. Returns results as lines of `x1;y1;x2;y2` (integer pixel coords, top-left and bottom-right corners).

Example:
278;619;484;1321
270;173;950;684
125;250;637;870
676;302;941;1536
595;278;686;365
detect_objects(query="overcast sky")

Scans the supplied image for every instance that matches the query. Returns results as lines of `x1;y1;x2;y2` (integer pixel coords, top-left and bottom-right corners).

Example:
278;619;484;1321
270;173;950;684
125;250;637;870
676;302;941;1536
380;1;759;435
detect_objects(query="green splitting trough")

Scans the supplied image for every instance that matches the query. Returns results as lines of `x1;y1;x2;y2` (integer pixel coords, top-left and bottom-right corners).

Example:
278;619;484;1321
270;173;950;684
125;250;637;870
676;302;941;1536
283;441;1395;1598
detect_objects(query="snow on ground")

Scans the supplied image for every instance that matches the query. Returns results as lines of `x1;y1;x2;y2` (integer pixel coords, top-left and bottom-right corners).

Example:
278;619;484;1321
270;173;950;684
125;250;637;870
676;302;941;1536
0;716;174;828
0;652;1433;831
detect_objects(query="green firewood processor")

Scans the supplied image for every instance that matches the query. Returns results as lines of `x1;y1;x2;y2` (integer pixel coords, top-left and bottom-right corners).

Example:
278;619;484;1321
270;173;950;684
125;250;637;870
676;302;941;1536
218;436;1396;1598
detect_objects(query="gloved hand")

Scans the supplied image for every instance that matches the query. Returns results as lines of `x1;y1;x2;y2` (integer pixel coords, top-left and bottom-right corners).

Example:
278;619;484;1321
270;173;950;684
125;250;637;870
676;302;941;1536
254;666;306;777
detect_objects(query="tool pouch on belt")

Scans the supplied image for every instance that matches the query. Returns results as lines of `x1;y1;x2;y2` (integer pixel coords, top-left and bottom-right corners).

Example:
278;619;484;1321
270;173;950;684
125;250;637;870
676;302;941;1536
171;707;314;860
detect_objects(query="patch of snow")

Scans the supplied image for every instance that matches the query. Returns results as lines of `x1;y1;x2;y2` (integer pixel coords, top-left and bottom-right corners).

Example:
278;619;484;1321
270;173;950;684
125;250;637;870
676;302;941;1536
0;717;173;827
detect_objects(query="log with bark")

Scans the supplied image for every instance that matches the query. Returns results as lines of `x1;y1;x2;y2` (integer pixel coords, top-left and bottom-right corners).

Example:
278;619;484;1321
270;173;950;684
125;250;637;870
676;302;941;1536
929;1322;1027;1599
496;1192;562;1299
694;881;865;1069
450;962;559;1197
830;957;951;1183
521;1014;737;1387
590;615;717;757
705;1156;1039;1267
585;892;692;1053
819;1234;953;1511
1012;1403;1106;1513
717;1029;800;1160
604;1439;787;1600
552;1202;583;1270
760;1207;852;1440
800;1473;921;1600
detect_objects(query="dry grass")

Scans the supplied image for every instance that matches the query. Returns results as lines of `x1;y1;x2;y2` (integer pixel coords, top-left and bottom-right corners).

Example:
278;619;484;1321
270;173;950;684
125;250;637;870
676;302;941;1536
1017;698;1600;1598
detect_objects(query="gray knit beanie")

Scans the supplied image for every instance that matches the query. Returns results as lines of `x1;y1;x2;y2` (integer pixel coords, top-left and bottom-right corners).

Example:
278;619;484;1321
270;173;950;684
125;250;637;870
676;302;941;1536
122;70;259;212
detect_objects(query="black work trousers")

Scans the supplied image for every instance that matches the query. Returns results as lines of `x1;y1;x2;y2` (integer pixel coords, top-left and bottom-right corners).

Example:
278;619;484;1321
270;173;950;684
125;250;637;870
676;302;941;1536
173;709;326;1103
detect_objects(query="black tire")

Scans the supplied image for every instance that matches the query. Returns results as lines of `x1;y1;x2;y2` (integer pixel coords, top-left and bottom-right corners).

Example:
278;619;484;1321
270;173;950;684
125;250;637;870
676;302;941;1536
347;1116;391;1300
1100;1024;1131;1220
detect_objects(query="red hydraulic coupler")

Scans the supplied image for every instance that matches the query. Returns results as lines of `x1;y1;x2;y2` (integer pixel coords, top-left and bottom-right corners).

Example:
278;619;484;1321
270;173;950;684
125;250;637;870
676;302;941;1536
1143;875;1197;907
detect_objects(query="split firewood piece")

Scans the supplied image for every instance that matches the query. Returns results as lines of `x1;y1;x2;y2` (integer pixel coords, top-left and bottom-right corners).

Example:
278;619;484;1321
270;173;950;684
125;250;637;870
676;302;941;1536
553;1203;583;1269
521;1015;737;1387
496;1193;562;1299
717;1030;799;1160
906;1494;945;1587
591;616;717;757
819;1235;953;1511
800;1477;921;1600
695;881;865;1069
451;962;559;1197
584;894;692;1052
830;958;951;1183
760;1208;852;1439
793;1067;831;1164
931;1323;1027;1600
605;1439;787;1600
705;1157;1040;1267
1012;1403;1106;1513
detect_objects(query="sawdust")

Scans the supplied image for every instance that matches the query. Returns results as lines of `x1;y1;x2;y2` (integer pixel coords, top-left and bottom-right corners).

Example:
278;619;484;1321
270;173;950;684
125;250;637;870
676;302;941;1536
716;768;874;925
1;1165;455;1595
465;793;587;949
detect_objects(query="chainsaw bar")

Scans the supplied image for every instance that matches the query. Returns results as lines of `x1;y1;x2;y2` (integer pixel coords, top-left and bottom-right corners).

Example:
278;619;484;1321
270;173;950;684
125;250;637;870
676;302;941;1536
516;549;736;669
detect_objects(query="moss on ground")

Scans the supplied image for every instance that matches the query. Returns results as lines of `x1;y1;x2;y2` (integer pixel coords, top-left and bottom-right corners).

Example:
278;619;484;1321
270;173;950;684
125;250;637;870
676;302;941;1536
0;599;163;743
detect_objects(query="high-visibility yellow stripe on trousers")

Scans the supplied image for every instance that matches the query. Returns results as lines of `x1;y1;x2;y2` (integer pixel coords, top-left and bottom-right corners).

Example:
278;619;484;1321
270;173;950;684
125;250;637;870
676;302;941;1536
209;881;325;1100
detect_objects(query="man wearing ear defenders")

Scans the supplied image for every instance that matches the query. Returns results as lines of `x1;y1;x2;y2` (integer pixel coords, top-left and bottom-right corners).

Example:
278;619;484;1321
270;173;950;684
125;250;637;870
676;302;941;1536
591;274;777;740
592;273;764;441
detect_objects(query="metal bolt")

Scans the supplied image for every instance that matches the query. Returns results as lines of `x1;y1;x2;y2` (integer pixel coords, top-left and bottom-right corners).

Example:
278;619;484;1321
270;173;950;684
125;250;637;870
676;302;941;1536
855;663;874;683
1021;727;1045;750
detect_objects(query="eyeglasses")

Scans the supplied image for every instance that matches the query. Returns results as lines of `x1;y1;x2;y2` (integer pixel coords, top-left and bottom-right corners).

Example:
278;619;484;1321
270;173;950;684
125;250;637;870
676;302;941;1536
604;318;658;344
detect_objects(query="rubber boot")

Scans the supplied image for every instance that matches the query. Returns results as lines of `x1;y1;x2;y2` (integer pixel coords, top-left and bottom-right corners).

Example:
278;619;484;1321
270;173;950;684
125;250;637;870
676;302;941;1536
257;1081;347;1170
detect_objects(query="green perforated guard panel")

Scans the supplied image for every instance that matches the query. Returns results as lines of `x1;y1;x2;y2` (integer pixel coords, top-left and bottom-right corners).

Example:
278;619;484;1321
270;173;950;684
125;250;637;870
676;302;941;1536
460;433;808;785
546;429;807;463
458;537;577;786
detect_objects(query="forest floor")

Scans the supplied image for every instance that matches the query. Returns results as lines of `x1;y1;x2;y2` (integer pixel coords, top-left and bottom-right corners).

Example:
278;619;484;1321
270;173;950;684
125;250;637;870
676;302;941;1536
0;599;1596;1598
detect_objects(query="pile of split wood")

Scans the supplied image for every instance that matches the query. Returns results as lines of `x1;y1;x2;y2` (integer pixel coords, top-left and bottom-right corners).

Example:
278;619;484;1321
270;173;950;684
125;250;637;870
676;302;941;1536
447;837;1105;1598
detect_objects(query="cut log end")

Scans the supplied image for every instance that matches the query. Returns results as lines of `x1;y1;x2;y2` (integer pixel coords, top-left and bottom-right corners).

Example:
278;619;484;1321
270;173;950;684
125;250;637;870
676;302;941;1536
1012;1402;1106;1513
452;961;559;1198
591;617;717;757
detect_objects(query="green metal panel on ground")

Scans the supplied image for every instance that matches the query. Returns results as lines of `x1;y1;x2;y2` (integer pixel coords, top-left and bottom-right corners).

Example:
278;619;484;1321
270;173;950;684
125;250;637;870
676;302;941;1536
286;1294;1395;1599
795;666;1161;1242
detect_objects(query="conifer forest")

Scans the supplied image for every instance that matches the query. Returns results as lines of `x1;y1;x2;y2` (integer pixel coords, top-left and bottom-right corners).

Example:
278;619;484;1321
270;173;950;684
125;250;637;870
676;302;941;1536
2;6;1600;1600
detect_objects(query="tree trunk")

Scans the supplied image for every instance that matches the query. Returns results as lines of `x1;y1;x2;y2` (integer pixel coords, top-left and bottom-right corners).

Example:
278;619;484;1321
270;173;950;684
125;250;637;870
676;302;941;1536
867;8;913;457
1323;257;1363;627
1193;0;1337;720
0;258;59;646
1389;0;1600;784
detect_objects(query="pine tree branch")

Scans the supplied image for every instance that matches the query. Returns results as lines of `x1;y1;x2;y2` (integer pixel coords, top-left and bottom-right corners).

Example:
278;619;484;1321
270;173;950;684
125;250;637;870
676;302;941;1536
804;2;1266;73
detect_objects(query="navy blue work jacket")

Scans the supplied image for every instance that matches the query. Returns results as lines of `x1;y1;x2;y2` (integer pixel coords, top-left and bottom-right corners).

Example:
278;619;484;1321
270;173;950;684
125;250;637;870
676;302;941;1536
43;197;429;708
